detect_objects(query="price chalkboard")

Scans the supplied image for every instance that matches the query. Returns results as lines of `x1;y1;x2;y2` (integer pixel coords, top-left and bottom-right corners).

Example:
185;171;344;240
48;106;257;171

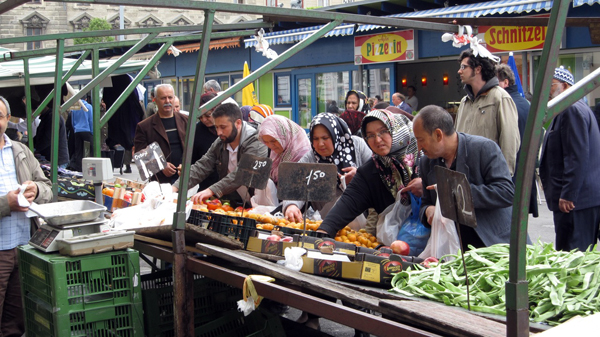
434;166;477;228
233;154;272;189
277;162;337;203
134;142;168;181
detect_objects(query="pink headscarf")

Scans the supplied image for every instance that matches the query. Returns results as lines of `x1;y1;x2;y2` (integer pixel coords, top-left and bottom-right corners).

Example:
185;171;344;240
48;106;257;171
258;115;311;183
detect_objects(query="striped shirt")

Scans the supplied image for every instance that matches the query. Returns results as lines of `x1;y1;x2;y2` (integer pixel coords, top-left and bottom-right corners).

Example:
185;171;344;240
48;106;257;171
0;135;30;249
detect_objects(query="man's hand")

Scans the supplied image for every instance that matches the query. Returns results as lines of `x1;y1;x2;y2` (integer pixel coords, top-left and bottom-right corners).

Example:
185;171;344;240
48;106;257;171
176;164;182;176
400;177;423;197
425;205;435;225
191;188;214;204
162;162;177;177
559;198;575;213
22;181;38;203
285;205;303;223
172;185;179;193
341;167;357;185
7;189;28;212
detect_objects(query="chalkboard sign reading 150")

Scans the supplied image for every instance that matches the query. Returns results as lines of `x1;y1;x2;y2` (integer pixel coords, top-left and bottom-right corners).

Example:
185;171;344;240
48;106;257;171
277;163;337;203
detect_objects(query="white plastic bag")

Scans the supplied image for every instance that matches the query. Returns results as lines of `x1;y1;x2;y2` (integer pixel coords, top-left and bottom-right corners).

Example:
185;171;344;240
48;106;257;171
376;192;412;246
418;185;461;260
251;179;279;207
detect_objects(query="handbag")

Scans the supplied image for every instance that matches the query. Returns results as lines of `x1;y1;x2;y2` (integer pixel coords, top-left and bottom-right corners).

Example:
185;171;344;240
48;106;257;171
397;193;431;256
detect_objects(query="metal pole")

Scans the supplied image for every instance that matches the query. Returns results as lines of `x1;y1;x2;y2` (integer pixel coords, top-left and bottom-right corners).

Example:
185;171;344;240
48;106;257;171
92;48;101;158
506;0;570;336
50;39;64;201
22;58;34;152
119;6;124;41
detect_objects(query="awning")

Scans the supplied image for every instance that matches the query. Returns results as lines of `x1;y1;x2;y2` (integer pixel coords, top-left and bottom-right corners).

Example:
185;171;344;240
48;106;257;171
357;0;600;32
0;55;148;88
244;24;355;48
170;37;241;54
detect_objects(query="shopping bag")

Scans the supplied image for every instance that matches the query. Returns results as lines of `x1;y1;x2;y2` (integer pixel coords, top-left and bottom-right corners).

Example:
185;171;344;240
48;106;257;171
418;185;461;260
251;179;279;207
397;193;431;256
376;191;412;246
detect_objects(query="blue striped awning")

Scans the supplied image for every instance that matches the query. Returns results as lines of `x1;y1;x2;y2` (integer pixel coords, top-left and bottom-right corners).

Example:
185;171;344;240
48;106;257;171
357;0;600;32
244;24;355;48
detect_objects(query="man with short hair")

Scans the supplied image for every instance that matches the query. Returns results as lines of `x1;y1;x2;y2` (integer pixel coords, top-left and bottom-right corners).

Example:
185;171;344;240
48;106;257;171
413;105;514;250
0;96;52;336
145;91;158;119
134;84;188;184
173;97;189;116
173;103;268;205
391;92;413;114
455;48;520;176
539;66;600;251
203;80;221;94
495;63;539;217
406;86;419;110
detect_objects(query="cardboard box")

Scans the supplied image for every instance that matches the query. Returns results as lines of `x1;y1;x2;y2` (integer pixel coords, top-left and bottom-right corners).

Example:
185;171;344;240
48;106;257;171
355;246;393;256
300;250;362;280
354;253;422;284
297;236;357;256
245;231;297;256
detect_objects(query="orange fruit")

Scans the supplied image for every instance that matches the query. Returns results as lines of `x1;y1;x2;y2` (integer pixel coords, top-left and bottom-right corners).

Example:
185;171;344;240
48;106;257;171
344;240;351;243
353;241;361;247
338;229;347;237
347;234;357;242
334;237;342;242
340;235;348;242
263;223;274;231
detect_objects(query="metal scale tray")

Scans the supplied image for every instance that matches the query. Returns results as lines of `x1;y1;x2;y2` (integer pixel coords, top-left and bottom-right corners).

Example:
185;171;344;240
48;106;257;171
29;200;107;227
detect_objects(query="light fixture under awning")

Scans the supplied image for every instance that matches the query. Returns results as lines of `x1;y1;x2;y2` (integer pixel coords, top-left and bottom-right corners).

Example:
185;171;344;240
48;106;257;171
169;37;242;54
244;24;355;48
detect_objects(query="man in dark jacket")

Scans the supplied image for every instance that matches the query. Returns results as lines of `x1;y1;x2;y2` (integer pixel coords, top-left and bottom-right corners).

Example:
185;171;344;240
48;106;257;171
540;67;600;251
191;93;219;191
34;105;69;168
496;64;539;217
414;105;514;250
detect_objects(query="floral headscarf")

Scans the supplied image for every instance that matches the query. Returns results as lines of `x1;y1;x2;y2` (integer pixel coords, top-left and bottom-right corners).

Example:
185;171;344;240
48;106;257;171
361;109;420;205
345;90;370;114
309;113;357;174
258;115;311;183
340;109;366;135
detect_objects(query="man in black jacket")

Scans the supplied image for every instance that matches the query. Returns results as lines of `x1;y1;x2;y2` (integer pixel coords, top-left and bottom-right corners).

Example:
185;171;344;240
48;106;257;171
496;64;538;217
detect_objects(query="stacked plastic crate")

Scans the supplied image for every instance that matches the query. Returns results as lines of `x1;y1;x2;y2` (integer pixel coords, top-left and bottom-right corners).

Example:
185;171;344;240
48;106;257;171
18;245;144;337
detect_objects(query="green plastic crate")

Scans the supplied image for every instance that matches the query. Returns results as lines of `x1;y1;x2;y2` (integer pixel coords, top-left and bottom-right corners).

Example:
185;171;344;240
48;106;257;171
23;292;143;337
141;270;241;337
195;309;285;337
18;245;141;314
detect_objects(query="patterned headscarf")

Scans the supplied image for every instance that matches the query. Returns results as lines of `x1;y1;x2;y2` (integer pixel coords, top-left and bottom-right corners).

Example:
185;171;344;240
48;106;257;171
259;115;311;183
339;109;366;135
309;113;357;174
361;109;420;205
345;90;370;114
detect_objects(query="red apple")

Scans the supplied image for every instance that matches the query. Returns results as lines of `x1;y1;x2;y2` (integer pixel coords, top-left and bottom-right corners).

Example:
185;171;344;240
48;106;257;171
390;240;410;256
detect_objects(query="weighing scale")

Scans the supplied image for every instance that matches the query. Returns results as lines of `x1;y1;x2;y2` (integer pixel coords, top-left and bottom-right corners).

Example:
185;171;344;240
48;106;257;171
29;217;109;253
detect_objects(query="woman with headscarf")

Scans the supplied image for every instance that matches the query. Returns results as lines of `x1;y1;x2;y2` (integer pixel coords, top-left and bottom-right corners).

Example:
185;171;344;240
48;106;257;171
339;109;365;136
283;113;372;222
317;109;423;238
344;90;370;114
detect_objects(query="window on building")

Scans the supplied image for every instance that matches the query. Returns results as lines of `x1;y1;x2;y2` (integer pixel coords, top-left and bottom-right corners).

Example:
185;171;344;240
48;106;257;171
368;67;390;102
26;27;42;50
275;73;291;107
266;0;277;6
29;0;41;4
317;71;349;113
237;0;244;3
317;0;329;7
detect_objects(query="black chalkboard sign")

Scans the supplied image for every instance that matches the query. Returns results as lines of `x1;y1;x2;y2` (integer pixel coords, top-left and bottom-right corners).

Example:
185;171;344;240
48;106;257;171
133;142;168;181
233;154;272;190
434;165;477;228
277;163;337;203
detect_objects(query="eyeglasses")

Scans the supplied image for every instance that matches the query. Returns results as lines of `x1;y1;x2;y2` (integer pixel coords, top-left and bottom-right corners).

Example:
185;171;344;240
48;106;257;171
459;64;471;70
365;129;391;142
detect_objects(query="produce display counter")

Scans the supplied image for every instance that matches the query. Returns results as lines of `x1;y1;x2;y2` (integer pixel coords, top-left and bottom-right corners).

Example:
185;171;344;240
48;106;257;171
132;236;541;337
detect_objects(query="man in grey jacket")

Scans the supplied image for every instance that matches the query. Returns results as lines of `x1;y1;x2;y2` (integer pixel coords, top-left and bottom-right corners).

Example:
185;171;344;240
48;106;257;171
0;96;52;336
173;103;268;205
414;105;514;250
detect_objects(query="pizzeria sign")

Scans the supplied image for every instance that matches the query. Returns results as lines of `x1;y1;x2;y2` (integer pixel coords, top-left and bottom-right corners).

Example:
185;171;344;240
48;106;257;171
354;30;414;65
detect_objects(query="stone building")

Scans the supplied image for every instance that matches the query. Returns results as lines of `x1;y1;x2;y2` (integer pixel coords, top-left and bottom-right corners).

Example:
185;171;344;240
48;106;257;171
0;0;342;51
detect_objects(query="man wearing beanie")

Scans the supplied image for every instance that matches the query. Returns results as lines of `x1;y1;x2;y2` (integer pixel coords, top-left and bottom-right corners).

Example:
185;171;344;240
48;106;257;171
540;66;600;251
455;48;520;176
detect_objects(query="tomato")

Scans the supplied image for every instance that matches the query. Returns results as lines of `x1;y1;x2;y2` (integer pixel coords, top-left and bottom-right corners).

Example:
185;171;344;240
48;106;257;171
222;205;234;212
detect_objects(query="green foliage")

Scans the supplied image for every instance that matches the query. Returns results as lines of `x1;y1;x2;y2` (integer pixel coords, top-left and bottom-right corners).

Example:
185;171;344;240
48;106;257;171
73;18;115;45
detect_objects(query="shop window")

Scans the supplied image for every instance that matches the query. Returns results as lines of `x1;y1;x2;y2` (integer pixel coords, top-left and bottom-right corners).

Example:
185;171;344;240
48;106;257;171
317;71;349;113
351;69;368;96
368;68;390;102
275;73;291;107
297;77;312;128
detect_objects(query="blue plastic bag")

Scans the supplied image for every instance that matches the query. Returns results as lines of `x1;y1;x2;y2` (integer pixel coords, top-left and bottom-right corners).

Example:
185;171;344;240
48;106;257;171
397;193;431;256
